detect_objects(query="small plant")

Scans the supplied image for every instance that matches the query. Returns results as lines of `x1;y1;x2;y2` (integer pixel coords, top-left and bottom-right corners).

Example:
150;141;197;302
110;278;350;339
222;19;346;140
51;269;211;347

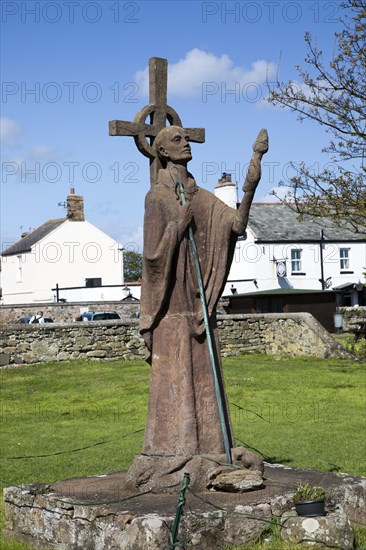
293;483;325;503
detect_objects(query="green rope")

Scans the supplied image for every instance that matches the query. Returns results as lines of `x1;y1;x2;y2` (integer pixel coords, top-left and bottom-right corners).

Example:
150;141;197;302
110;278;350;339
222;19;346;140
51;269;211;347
198;454;240;469
169;472;190;549
141;452;176;457
187;487;282;525
53;480;183;507
1;428;145;460
170;166;232;465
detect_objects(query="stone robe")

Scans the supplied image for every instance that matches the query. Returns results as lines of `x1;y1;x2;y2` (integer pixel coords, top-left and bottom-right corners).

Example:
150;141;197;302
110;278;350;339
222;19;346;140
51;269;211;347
139;169;240;457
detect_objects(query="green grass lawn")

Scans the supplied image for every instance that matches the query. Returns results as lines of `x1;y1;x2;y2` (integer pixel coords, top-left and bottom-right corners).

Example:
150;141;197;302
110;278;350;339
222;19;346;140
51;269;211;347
0;354;365;549
225;355;366;476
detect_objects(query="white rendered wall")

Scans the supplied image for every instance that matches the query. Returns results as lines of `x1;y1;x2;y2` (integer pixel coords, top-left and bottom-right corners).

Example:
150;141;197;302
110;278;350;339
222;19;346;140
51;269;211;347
1;220;124;304
215;184;238;209
224;233;366;297
214;187;366;299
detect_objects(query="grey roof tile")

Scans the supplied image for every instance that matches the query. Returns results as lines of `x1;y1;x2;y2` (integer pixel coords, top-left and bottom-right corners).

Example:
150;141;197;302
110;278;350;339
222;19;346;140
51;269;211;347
248;204;365;242
2;219;66;256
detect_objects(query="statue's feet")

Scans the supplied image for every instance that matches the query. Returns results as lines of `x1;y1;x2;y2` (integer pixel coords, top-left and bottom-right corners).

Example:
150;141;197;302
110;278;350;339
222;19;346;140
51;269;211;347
126;447;264;494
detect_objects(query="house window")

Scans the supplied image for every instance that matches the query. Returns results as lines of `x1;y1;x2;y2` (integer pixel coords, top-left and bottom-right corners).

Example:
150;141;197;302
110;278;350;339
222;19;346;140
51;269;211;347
340;248;350;271
291;249;302;273
16;255;23;282
85;278;102;287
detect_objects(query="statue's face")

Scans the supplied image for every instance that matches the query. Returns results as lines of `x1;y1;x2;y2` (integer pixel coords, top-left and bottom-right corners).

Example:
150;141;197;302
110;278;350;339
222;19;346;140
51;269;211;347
158;127;192;163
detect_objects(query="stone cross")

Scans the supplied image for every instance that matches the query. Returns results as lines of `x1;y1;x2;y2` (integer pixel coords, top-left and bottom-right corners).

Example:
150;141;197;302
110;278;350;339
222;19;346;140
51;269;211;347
109;57;205;184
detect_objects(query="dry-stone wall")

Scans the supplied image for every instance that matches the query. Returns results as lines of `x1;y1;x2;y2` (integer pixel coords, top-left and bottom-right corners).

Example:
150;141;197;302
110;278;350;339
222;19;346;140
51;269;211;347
0;313;350;367
0;321;144;365
339;306;366;331
217;313;345;358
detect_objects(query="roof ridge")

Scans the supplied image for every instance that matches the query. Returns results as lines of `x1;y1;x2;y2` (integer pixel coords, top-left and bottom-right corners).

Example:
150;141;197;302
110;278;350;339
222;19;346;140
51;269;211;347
2;218;67;256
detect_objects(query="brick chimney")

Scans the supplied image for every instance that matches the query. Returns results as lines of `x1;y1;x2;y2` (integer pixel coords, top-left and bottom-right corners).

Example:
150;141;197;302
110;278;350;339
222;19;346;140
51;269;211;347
217;172;234;186
214;173;238;209
66;188;84;221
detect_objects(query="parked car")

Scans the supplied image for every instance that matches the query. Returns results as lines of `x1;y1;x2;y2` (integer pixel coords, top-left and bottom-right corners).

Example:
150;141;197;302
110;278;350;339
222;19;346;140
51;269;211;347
15;316;54;324
78;311;121;321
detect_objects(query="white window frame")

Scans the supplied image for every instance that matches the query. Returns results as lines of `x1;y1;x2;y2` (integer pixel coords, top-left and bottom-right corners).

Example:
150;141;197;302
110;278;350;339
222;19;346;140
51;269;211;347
340;248;350;271
291;249;302;273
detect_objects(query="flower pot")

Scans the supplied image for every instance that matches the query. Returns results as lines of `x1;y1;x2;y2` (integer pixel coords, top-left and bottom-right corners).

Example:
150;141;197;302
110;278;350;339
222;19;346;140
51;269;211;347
295;498;325;517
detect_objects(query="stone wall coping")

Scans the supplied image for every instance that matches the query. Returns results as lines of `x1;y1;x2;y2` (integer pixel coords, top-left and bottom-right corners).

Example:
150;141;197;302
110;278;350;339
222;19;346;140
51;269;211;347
2;319;139;331
218;312;314;320
2;312;315;332
0;300;139;310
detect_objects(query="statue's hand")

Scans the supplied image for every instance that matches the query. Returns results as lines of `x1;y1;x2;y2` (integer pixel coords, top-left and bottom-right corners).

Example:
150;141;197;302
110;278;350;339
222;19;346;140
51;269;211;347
253;128;269;155
242;129;269;193
177;203;193;239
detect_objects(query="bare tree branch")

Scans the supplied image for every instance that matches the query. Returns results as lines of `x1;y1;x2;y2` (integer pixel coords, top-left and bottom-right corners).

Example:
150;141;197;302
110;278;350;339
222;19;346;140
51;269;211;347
267;0;366;233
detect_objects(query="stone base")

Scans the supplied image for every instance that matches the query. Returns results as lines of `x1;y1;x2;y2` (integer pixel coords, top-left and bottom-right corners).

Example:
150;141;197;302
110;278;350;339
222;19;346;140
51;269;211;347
281;507;354;548
3;465;366;550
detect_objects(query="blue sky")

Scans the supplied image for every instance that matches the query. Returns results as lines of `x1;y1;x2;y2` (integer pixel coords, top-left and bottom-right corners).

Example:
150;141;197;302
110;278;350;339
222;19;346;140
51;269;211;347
1;0;344;253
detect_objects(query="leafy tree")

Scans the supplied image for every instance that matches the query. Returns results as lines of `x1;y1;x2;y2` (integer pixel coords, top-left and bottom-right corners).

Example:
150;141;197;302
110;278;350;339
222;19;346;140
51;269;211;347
268;0;366;233
123;250;142;282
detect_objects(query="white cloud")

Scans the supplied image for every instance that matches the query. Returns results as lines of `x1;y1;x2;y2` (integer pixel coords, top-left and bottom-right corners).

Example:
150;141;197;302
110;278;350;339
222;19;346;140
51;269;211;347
135;49;276;98
0;118;23;147
30;146;59;161
2;144;72;185
120;225;143;253
99;222;143;253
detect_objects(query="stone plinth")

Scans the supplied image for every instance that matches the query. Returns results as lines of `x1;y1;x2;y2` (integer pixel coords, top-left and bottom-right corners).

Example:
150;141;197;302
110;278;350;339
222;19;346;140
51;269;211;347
3;465;365;550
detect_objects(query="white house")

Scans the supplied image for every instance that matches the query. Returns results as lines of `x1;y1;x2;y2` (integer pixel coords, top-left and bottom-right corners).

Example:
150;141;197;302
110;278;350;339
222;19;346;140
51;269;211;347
215;174;366;307
1;189;128;304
